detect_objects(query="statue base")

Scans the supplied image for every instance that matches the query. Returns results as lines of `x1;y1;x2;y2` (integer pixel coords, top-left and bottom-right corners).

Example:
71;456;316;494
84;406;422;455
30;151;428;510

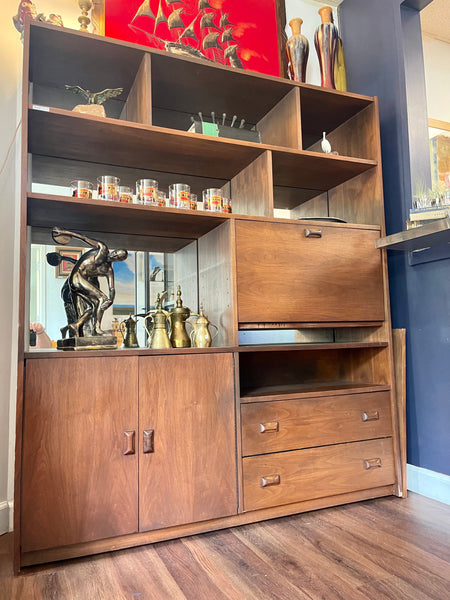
72;104;106;118
57;335;117;351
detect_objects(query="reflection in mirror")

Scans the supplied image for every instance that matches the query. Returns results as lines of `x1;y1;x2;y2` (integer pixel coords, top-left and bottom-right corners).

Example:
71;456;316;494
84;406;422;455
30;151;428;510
28;244;187;349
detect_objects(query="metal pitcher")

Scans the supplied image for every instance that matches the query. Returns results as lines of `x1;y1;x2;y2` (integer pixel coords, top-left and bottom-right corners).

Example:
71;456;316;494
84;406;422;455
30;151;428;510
186;303;218;348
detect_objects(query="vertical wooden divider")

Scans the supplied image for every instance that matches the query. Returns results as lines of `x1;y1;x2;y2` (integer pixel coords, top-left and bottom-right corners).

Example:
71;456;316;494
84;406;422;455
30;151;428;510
231;151;274;217
174;241;199;313
120;53;152;125
257;88;301;150
198;221;238;347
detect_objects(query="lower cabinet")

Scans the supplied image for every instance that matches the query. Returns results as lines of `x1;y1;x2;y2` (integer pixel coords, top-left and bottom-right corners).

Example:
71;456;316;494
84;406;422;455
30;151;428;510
22;357;140;552
240;390;396;512
21;352;237;553
138;353;237;531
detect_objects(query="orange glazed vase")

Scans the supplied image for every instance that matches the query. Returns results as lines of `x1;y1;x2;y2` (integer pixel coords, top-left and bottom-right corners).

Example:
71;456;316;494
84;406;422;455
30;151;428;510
286;18;309;83
314;6;338;89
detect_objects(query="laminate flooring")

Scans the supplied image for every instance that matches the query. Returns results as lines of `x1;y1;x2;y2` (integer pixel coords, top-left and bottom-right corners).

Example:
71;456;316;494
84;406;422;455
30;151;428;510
1;492;449;600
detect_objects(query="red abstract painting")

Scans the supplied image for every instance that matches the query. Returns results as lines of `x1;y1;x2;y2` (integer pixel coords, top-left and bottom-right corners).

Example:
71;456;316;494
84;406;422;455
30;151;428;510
104;0;283;77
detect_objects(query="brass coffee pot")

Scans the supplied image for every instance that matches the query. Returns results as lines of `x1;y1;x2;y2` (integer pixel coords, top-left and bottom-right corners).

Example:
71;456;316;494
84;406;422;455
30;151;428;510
187;303;218;348
120;315;139;348
169;285;191;348
143;291;172;349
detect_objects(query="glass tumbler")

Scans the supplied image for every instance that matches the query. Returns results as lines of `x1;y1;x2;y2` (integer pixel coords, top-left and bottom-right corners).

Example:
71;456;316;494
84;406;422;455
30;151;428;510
169;183;190;209
97;175;120;201
136;179;158;205
203;188;222;212
70;180;94;199
119;186;133;204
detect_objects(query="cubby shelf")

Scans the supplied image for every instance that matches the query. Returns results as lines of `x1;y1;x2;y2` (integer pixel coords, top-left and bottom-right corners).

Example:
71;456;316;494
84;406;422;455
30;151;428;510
29;107;377;191
240;382;391;402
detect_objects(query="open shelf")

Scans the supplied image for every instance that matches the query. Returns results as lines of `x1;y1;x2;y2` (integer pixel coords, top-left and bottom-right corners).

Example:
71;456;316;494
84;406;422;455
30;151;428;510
376;217;450;251
240;381;391;402
28;107;377;193
27;193;229;241
28;21;374;139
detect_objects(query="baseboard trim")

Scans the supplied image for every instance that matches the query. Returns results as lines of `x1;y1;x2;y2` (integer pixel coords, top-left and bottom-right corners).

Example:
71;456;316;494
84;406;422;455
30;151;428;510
407;464;450;505
0;500;12;535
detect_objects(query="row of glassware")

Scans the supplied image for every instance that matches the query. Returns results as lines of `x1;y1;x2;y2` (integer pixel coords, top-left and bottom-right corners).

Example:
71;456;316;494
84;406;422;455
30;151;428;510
71;177;232;213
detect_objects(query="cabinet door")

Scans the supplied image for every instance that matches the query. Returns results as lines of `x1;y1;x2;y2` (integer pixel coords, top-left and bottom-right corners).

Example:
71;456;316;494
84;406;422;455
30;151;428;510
21;357;139;552
139;353;237;531
235;220;385;324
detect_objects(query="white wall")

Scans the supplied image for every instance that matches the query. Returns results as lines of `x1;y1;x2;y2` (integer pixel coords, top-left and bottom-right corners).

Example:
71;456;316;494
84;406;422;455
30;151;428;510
0;0;80;534
422;33;450;122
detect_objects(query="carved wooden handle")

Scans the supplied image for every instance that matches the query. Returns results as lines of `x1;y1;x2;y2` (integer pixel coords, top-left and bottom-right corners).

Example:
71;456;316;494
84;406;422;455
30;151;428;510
362;410;380;422
261;474;281;487
364;458;382;470
143;429;154;454
259;421;279;433
123;430;135;455
305;228;322;238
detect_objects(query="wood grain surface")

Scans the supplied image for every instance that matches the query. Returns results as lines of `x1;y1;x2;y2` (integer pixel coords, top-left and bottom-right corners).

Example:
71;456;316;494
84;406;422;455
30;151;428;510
138;353;237;531
241;391;392;456
3;493;450;599
235;220;385;324
21;357;139;552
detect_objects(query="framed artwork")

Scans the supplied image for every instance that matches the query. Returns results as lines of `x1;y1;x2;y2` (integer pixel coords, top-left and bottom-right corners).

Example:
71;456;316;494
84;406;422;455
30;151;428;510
99;0;288;78
55;247;84;279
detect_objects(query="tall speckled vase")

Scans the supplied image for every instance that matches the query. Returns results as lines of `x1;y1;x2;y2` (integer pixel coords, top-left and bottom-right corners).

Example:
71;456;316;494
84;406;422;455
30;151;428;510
314;6;338;89
286;18;309;83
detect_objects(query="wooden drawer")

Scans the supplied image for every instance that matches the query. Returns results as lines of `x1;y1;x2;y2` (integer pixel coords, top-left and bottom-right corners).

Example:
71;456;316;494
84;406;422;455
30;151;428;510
241;391;392;456
242;438;395;511
235;220;385;324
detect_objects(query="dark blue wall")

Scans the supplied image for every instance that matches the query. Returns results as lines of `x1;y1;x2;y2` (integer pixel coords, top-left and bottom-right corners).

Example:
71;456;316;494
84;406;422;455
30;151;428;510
340;0;450;476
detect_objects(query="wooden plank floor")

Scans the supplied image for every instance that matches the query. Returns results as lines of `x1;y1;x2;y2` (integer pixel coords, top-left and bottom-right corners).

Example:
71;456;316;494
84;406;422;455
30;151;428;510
1;493;449;600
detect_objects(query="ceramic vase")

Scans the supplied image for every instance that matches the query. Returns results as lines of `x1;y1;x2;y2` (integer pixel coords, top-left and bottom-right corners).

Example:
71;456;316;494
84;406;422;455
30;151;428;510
286;18;309;83
314;6;338;89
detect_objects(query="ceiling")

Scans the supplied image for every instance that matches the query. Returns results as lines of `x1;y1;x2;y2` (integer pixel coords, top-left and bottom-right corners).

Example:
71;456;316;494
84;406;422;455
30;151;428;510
420;0;450;43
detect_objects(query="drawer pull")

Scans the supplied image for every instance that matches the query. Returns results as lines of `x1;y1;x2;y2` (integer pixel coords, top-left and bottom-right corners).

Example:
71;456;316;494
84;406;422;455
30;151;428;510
261;474;281;487
123;430;135;455
305;228;322;238
364;458;382;470
362;411;380;422
143;429;154;454
259;421;279;433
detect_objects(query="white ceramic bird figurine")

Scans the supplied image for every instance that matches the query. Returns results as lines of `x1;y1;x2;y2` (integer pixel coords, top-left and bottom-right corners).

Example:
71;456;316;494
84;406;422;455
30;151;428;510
321;131;332;154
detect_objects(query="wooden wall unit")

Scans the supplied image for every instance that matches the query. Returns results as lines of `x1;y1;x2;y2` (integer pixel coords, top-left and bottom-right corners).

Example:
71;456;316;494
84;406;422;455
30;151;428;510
15;21;403;569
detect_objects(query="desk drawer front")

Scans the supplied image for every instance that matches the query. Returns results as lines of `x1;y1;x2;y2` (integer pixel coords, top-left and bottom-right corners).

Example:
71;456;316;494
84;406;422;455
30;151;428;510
241;392;392;456
243;438;395;511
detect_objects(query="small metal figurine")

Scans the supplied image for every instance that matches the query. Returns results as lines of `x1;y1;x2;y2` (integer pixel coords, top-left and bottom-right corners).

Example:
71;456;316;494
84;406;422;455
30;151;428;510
47;227;128;350
65;85;123;117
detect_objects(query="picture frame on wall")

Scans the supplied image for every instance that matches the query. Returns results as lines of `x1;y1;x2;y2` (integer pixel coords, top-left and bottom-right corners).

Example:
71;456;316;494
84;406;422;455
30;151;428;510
95;0;288;78
55;248;84;279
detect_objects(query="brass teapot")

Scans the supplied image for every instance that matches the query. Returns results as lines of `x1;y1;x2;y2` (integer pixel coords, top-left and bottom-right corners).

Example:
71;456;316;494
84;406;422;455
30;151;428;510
169;285;191;348
187;303;218;348
120;315;139;348
143;291;172;349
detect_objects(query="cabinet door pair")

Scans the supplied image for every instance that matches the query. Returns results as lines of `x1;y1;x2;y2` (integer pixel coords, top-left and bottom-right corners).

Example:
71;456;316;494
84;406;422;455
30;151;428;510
21;354;236;552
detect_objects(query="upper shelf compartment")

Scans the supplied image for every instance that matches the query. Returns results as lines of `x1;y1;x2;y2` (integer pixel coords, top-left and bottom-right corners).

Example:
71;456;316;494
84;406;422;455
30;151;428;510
28;107;376;190
27;22;375;151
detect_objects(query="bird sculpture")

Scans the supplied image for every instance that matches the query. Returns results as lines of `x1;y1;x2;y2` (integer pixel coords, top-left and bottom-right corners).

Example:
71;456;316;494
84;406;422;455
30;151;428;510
64;85;123;105
321;131;332;154
13;1;63;41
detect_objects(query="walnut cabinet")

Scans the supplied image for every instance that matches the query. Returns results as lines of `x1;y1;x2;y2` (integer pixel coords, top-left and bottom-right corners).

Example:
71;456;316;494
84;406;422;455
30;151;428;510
15;21;403;569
